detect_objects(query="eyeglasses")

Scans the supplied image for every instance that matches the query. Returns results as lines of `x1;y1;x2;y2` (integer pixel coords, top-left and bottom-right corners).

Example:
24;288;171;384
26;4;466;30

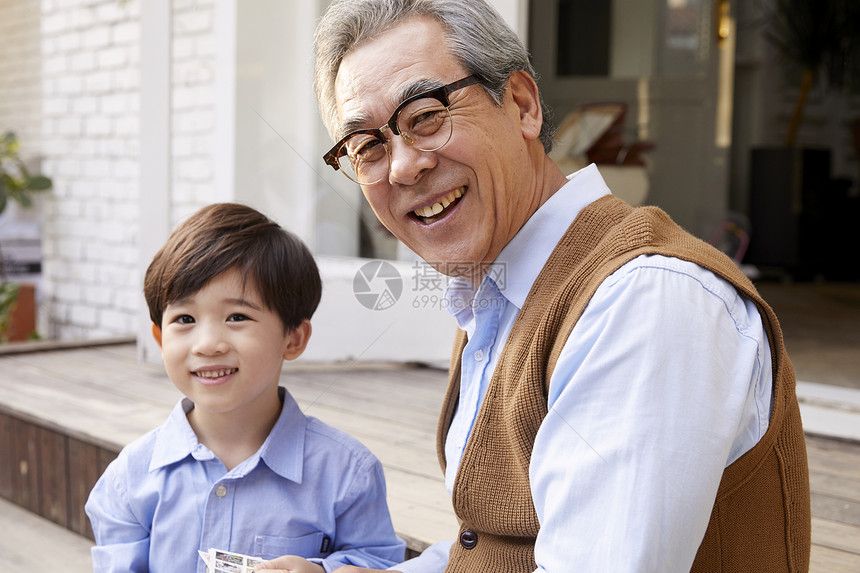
323;74;480;185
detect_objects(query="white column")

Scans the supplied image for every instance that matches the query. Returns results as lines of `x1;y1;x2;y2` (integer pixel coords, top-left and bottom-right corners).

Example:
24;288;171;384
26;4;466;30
233;0;318;245
213;0;237;204
138;0;171;362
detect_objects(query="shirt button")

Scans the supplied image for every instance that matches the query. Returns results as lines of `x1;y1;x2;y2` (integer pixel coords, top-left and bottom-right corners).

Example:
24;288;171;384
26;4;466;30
473;349;484;362
459;529;478;550
215;484;227;498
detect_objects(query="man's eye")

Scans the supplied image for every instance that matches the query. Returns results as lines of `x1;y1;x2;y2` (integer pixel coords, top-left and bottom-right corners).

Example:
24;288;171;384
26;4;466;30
228;313;249;322
412;109;442;125
173;315;195;325
357;138;383;153
347;136;385;162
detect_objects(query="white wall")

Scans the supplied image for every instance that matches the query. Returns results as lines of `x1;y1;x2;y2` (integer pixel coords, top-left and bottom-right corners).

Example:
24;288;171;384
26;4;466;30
2;0;532;364
170;0;219;224
38;0;142;340
302;257;455;364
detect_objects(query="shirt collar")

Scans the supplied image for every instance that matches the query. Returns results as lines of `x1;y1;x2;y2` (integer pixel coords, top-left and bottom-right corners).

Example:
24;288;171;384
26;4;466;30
149;387;307;484
150;398;200;471
443;164;610;315
494;164;610;309
256;388;306;483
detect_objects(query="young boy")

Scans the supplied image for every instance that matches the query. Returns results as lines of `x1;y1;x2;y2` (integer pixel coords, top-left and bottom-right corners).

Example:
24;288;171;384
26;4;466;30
85;203;405;573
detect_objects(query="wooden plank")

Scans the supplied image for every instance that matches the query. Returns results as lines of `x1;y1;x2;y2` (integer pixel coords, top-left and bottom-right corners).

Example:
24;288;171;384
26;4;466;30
67;438;106;540
37;425;69;528
810;544;860;573
0;497;92;572
11;417;40;514
1;350;179;410
0;412;13;500
385;469;458;543
812;492;860;527
0;370;176;450
2;343;860;565
805;435;860;481
812;517;860;555
288;371;444;429
810;471;860;504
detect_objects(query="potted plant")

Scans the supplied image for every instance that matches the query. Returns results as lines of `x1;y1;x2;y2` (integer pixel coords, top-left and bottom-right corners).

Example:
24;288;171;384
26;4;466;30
746;0;860;277
0;131;52;341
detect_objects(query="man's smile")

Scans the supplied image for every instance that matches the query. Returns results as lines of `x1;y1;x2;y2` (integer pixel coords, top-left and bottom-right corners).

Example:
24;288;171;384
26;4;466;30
412;186;466;223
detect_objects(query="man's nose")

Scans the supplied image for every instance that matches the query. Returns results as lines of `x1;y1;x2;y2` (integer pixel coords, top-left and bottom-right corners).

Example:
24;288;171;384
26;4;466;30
387;135;437;186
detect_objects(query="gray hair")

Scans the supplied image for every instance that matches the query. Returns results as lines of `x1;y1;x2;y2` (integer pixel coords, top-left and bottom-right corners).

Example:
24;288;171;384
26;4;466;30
313;0;555;153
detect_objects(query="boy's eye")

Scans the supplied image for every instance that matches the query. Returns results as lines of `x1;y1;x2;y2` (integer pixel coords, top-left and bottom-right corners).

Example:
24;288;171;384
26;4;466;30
228;313;250;322
173;315;195;325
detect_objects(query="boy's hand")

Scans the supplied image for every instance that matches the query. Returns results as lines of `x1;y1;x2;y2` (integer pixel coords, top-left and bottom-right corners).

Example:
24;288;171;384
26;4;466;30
253;555;325;573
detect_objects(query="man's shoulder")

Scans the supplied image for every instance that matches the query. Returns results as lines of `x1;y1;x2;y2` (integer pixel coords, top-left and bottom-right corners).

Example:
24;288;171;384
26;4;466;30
605;253;725;285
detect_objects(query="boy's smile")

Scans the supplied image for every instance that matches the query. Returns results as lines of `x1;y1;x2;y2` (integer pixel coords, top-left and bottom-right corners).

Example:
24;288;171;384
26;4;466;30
193;367;239;383
154;268;297;422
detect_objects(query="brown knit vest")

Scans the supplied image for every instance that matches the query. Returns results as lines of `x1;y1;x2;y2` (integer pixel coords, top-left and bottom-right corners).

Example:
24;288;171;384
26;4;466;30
436;195;811;572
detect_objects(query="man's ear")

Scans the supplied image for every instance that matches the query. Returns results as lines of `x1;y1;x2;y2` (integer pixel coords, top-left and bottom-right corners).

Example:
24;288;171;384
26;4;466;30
151;323;163;348
283;320;312;361
507;70;543;142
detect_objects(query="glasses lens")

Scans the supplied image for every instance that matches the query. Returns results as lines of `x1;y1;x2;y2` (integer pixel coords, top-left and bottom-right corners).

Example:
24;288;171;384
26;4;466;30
337;133;389;184
396;98;453;152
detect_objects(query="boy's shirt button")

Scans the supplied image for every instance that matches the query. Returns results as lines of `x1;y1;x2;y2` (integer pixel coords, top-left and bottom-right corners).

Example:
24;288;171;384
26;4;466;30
215;484;228;498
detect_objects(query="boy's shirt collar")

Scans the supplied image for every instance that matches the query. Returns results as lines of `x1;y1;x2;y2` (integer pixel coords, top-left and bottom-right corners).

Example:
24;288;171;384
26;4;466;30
149;386;306;484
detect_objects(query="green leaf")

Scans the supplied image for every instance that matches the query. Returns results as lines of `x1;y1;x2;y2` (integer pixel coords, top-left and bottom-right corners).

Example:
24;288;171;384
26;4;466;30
0;132;16;148
26;175;52;191
0;131;51;215
17;193;32;208
0;282;19;308
0;282;19;340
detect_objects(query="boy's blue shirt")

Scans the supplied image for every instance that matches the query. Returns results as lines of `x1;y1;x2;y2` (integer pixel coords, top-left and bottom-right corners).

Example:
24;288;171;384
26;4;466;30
86;386;405;572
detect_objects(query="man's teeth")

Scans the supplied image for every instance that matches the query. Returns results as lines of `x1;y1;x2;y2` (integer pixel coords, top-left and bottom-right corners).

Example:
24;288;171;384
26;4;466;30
195;368;236;378
415;187;464;218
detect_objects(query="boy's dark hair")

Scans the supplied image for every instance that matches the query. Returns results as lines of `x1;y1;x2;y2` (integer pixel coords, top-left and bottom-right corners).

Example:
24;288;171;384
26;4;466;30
144;203;322;331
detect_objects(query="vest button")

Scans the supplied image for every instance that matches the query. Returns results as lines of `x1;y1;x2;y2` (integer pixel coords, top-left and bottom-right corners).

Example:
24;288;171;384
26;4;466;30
459;529;478;550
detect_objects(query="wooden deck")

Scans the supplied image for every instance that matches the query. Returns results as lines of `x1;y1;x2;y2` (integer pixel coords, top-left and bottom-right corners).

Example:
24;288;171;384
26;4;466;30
1;342;859;571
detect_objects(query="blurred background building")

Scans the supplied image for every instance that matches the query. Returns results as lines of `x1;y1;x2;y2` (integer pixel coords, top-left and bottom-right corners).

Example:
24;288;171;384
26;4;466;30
0;0;857;364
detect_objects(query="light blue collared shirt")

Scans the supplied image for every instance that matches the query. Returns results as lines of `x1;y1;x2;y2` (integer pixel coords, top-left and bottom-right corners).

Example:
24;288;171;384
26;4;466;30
397;164;772;572
86;387;405;573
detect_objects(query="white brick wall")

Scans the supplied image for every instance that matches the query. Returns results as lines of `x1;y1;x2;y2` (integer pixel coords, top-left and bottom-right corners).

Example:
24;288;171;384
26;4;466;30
170;0;217;225
39;0;142;340
10;0;219;342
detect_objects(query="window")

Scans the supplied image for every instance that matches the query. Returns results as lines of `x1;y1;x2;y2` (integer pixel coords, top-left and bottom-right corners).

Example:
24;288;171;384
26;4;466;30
556;0;612;77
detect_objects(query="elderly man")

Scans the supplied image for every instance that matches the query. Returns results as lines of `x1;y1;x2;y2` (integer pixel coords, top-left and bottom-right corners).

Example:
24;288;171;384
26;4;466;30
263;0;810;571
